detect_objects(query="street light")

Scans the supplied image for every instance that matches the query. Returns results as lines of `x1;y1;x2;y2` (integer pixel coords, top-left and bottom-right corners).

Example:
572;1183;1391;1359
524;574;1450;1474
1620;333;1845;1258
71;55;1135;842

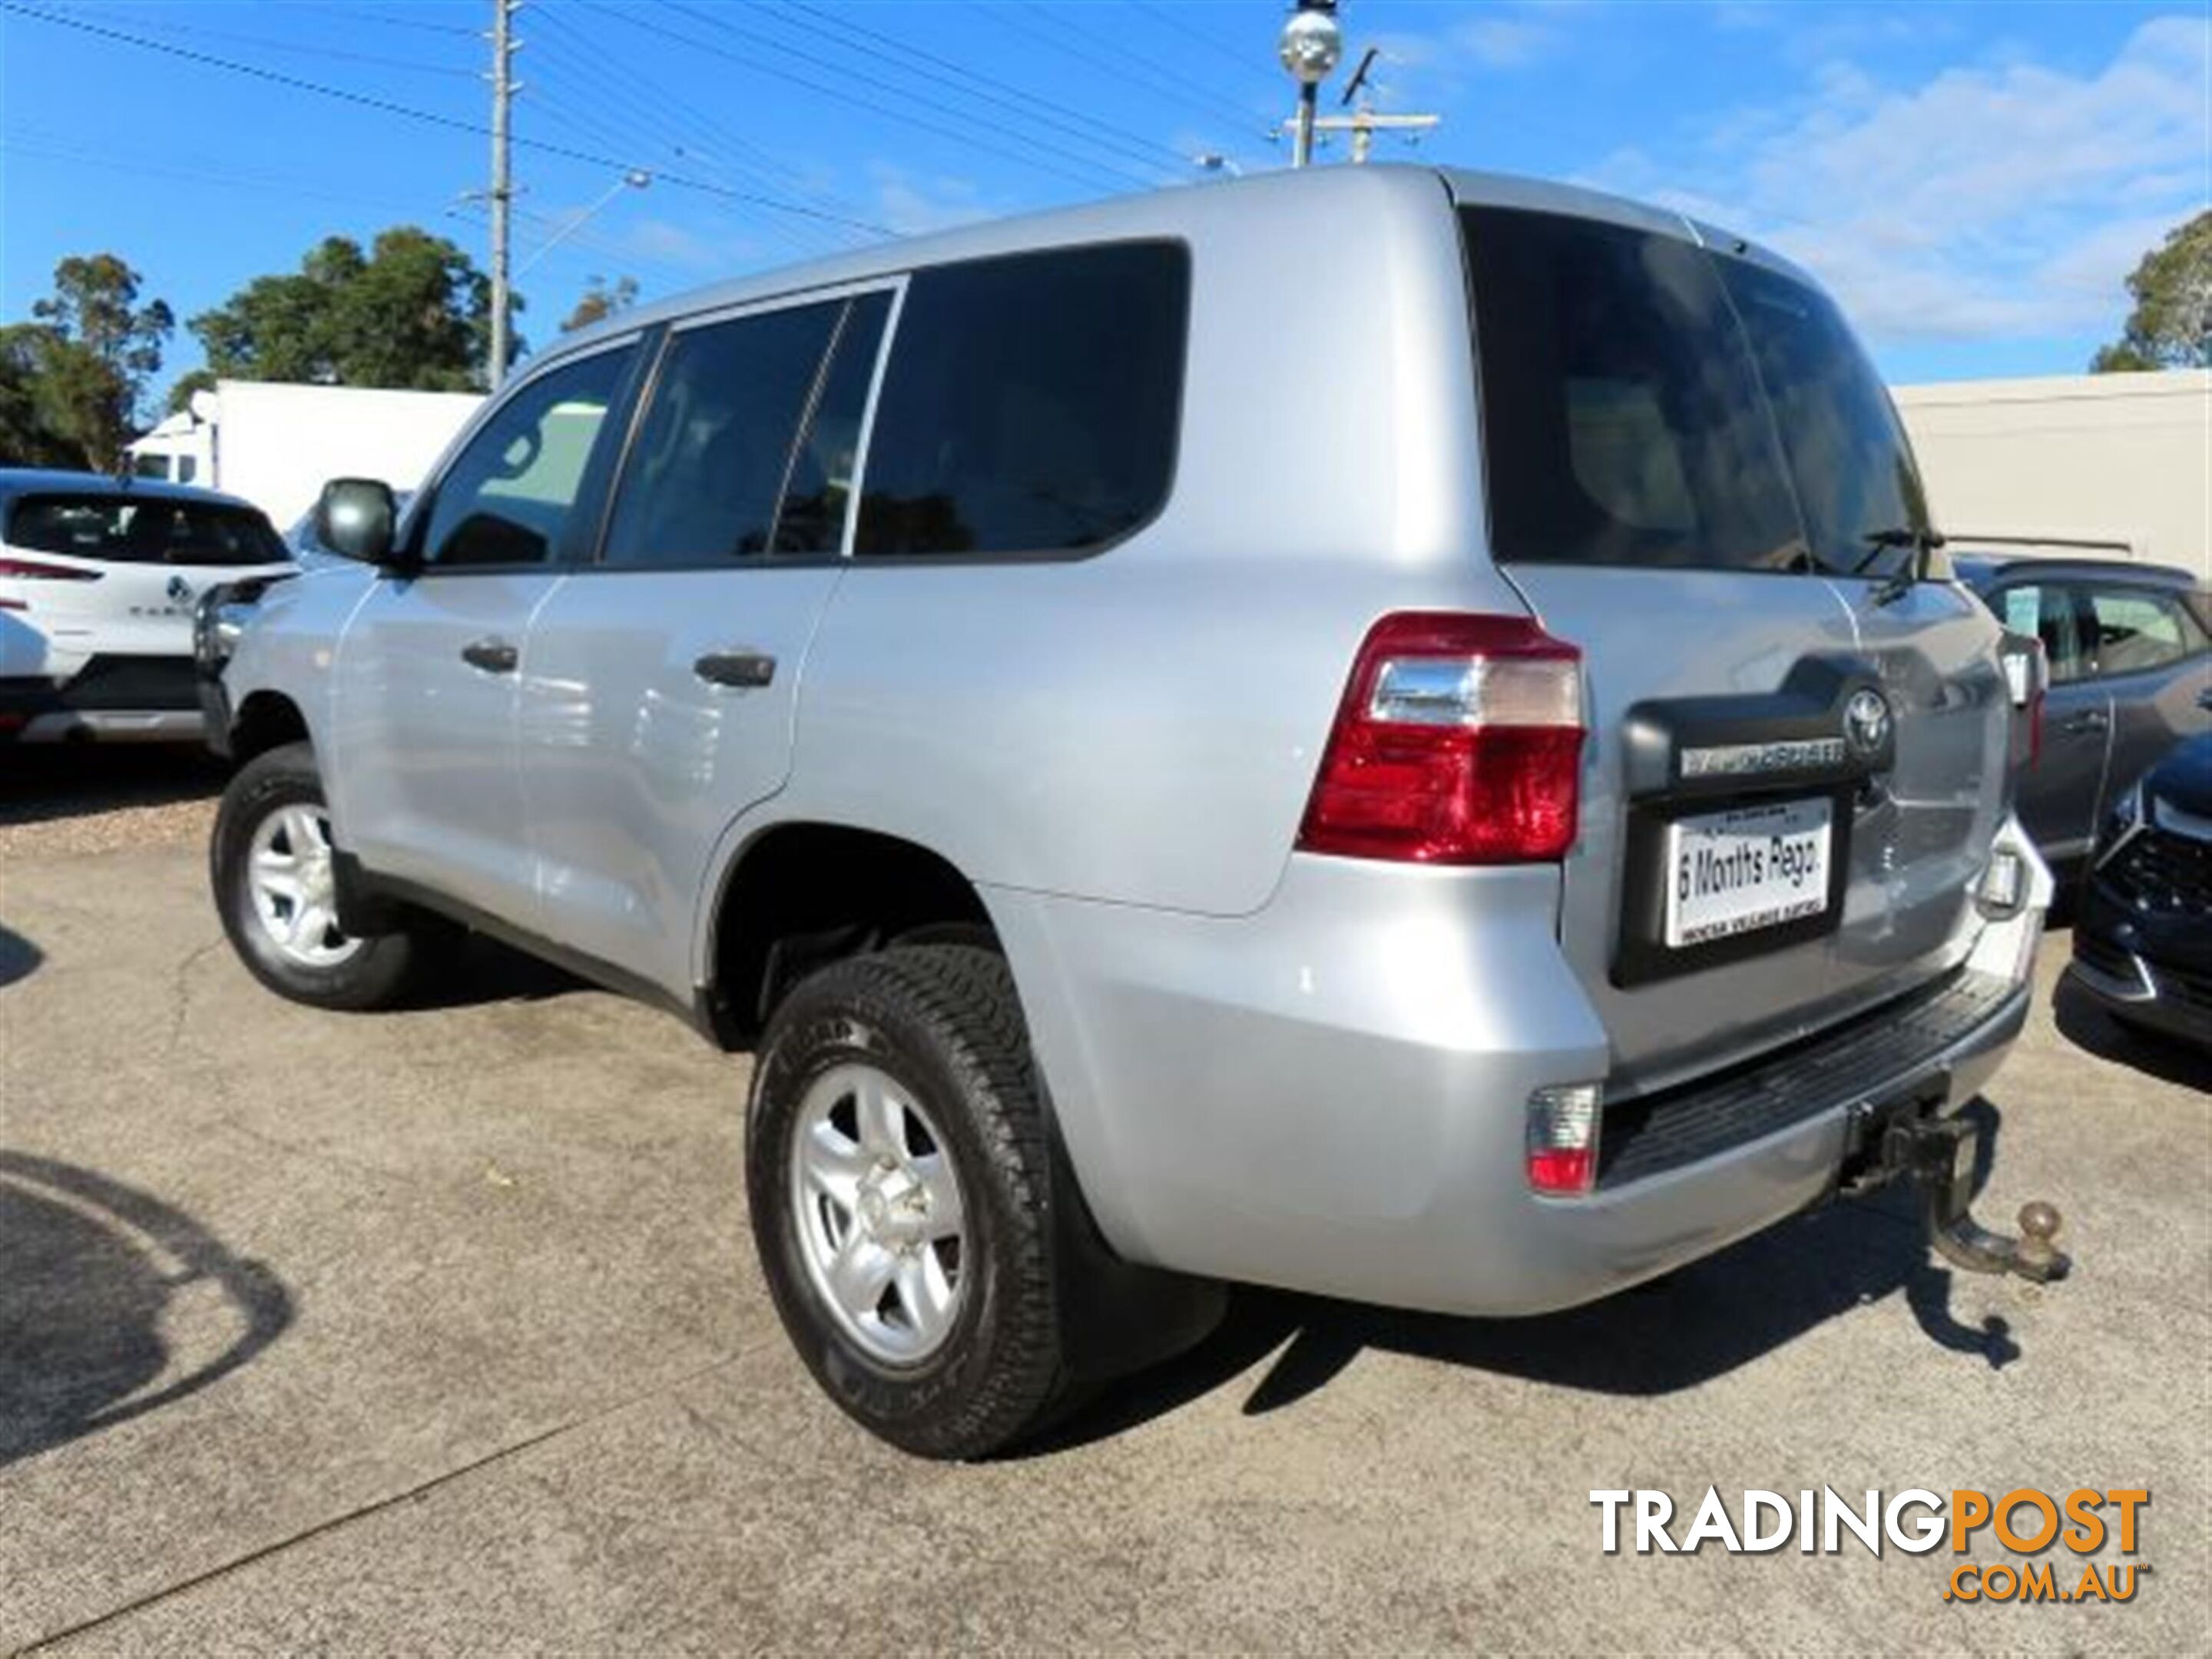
1278;1;1343;169
514;169;652;279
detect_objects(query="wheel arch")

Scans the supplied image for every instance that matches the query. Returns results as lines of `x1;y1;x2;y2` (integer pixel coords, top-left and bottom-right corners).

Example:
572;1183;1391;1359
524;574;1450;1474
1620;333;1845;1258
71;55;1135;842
227;687;314;765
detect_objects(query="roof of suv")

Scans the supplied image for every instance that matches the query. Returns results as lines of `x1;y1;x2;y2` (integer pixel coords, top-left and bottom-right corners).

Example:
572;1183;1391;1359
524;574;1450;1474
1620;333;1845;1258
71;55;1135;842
0;467;264;515
554;163;1786;366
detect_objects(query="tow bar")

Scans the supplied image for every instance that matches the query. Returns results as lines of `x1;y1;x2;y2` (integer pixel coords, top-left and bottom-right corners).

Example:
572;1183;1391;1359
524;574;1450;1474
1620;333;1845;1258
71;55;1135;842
1843;1094;2071;1283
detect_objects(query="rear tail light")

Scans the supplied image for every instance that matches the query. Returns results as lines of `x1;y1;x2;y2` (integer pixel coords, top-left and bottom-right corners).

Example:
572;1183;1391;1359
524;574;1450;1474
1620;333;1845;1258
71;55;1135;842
1527;1083;1601;1196
1297;612;1584;864
0;558;101;581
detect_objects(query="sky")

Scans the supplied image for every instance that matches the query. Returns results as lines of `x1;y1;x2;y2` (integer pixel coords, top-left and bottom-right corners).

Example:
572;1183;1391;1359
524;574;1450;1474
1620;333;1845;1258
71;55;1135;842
2;0;2205;396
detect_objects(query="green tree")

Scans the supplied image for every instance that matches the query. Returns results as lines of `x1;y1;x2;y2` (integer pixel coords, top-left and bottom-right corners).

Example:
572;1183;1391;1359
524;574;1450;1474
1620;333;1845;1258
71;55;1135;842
166;367;218;416
2091;211;2212;373
0;254;174;470
561;274;639;333
190;227;518;391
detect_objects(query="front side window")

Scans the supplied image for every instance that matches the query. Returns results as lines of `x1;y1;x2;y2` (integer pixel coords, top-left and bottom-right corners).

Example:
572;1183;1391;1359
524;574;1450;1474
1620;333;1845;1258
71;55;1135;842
2081;584;2206;678
5;494;287;566
419;346;631;569
856;241;1187;557
1462;207;1806;573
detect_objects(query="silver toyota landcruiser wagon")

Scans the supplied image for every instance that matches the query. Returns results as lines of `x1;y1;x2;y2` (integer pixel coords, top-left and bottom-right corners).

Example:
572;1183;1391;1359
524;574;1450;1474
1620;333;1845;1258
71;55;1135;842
203;167;2062;1459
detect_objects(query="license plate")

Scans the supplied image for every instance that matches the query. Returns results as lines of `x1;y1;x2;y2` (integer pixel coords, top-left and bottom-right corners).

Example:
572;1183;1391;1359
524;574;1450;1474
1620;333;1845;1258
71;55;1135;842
1663;797;1833;949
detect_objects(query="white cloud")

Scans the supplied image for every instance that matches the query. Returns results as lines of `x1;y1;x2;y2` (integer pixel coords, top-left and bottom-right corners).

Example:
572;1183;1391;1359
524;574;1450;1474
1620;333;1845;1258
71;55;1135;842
867;164;997;237
1455;17;1557;69
1581;15;2212;345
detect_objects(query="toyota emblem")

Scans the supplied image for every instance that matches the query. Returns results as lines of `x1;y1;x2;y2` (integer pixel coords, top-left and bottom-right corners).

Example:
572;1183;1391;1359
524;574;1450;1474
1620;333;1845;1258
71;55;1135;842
1844;687;1892;758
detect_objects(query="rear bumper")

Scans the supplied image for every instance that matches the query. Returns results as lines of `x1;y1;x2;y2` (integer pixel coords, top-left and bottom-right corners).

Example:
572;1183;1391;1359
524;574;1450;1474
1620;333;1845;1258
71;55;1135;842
994;818;2046;1317
1;659;206;743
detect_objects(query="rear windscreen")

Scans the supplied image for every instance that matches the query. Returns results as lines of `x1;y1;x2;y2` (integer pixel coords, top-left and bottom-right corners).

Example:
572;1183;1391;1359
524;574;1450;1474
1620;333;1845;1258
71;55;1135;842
1461;207;1931;578
7;494;289;567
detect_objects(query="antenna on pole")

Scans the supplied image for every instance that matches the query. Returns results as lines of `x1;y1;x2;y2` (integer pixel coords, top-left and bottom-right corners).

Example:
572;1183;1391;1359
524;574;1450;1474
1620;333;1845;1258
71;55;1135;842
1312;45;1439;164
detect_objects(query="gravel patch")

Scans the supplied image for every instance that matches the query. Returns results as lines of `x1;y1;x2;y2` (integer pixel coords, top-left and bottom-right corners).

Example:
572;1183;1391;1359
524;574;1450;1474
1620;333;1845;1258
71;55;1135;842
0;748;225;861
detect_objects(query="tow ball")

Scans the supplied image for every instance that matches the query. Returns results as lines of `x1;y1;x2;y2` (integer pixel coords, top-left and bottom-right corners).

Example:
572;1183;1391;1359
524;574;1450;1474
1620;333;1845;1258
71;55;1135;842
1844;1102;2071;1283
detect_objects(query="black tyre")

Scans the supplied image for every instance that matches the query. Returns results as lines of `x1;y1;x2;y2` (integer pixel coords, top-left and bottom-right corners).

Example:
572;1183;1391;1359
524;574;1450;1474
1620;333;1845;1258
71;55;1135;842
210;740;444;1012
747;945;1075;1459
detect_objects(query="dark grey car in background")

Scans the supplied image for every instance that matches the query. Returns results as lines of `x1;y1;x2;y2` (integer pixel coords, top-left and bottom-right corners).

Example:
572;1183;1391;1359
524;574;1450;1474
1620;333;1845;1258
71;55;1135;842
1956;555;2211;872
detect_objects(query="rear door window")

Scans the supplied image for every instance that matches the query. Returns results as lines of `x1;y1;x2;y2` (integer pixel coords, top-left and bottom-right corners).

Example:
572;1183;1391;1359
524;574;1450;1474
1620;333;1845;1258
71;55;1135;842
5;495;287;566
603;300;844;567
1461;207;1805;573
855;241;1188;557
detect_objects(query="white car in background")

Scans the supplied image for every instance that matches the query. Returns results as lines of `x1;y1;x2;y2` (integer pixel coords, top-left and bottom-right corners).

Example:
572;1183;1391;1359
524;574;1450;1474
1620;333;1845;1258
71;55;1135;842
0;469;295;743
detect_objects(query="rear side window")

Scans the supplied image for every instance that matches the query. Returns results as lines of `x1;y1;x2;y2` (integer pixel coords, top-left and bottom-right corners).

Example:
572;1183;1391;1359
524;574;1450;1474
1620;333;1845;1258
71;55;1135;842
1998;583;2088;684
2081;584;2207;677
856;241;1187;557
1462;207;1803;573
603;300;844;567
5;494;286;567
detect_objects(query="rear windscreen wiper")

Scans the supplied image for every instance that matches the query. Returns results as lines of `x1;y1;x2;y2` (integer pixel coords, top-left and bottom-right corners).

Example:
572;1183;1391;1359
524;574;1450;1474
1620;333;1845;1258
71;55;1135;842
1857;525;1946;606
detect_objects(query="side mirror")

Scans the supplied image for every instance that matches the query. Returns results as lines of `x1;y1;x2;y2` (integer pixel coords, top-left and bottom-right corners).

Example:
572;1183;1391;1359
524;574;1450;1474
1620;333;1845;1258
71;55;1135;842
313;478;402;568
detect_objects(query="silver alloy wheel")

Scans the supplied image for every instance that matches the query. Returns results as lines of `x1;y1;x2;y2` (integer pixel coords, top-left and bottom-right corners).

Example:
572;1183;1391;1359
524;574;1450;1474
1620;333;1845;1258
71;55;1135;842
790;1062;968;1366
245;803;364;969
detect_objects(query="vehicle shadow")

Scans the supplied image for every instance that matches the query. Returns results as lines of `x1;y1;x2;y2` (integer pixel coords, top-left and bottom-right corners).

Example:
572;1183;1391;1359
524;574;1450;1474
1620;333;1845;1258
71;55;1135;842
404;932;588;1012
1036;1098;2022;1455
0;923;41;989
0;747;229;829
0;1153;293;1466
2051;975;2210;1092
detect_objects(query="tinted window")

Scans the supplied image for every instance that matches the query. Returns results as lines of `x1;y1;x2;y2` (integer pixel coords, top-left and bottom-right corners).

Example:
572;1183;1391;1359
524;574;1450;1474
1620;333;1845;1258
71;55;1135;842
1717;258;1931;579
604;300;844;567
1997;583;2088;684
421;346;630;568
777;291;890;555
6;494;287;566
1462;207;1806;573
856;242;1187;557
2082;585;2205;677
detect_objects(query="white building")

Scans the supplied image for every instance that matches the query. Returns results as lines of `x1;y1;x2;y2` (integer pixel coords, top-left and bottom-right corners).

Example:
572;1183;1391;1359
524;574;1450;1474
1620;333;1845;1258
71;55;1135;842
1893;370;2210;575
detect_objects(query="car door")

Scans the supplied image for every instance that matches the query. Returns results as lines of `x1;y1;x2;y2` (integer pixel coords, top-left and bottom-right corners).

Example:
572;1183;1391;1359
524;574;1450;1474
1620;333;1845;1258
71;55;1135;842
1988;578;2111;863
517;286;893;995
2077;578;2212;811
328;339;641;927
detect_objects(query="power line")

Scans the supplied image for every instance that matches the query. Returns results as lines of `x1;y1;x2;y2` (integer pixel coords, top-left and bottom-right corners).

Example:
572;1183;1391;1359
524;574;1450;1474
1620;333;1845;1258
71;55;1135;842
327;5;482;40
64;3;478;78
992;2;1272;142
763;0;1186;180
584;0;1148;197
527;5;866;253
0;2;891;235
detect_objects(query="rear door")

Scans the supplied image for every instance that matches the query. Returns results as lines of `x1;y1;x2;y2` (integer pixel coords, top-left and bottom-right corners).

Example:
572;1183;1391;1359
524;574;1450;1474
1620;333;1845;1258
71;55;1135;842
517;286;892;993
1986;578;2111;860
1456;200;2008;1088
2075;578;2212;808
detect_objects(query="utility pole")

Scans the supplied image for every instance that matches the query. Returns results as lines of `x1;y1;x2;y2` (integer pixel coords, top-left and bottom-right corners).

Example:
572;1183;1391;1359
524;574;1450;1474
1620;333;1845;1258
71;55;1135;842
1310;45;1440;165
487;0;519;389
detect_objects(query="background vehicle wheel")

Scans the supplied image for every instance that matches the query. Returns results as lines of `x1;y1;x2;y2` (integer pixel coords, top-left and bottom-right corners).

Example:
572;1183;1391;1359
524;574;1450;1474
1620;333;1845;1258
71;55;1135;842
210;741;445;1012
748;945;1073;1459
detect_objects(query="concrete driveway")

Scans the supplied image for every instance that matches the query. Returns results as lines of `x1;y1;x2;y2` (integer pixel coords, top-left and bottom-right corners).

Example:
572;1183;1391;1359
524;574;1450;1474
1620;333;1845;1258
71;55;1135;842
2;813;2206;1651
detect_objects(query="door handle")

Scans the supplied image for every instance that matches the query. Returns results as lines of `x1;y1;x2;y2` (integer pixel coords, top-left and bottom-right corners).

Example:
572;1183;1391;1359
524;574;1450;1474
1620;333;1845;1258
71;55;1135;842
462;637;519;674
2058;709;2110;736
694;650;777;689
